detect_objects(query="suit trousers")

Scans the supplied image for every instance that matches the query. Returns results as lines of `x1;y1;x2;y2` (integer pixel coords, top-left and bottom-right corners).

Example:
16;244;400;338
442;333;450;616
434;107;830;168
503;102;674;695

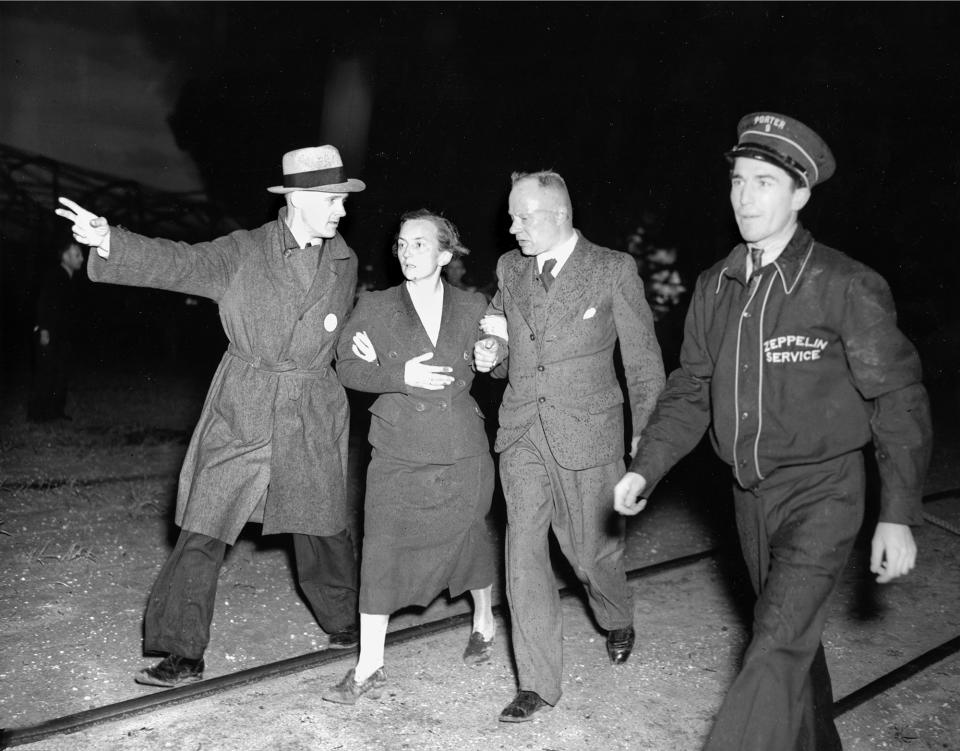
143;527;359;660
704;451;864;751
501;418;633;705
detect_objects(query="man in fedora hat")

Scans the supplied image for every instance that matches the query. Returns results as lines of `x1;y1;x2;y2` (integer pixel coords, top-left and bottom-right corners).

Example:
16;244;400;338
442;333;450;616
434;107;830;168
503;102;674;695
614;113;932;749
473;170;665;722
56;145;366;688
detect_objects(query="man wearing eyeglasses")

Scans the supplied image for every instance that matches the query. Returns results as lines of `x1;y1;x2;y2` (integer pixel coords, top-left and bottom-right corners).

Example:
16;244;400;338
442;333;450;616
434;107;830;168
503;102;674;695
474;170;665;722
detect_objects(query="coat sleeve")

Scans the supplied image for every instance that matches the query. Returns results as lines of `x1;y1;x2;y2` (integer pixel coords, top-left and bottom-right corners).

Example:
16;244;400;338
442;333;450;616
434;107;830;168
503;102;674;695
842;271;932;525
86;226;242;302
335;293;409;395
630;272;715;488
613;254;666;437
483;255;510;378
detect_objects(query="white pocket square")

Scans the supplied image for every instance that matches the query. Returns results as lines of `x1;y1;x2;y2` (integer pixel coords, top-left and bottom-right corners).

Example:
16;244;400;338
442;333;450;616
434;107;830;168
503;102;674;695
582;307;597;320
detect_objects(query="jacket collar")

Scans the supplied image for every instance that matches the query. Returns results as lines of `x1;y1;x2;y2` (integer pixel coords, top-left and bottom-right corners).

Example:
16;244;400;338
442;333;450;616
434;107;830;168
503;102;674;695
720;224;814;295
277;207;351;260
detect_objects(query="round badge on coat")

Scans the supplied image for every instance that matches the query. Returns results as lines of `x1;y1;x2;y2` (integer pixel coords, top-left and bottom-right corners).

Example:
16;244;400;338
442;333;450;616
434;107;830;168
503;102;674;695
323;313;338;332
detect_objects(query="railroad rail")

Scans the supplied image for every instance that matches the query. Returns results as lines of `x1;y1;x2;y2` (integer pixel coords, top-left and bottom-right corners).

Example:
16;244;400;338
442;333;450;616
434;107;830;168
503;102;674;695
1;493;957;748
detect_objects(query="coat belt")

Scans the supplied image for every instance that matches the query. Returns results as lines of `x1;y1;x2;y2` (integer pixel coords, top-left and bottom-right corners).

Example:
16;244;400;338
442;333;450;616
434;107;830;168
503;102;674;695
227;343;329;377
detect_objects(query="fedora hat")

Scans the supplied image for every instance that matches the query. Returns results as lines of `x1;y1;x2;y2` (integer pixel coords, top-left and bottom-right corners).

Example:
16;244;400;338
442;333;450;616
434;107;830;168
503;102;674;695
267;145;366;194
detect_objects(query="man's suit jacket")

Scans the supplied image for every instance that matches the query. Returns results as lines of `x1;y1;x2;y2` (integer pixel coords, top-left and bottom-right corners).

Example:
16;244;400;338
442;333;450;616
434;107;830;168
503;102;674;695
487;232;665;470
336;281;491;464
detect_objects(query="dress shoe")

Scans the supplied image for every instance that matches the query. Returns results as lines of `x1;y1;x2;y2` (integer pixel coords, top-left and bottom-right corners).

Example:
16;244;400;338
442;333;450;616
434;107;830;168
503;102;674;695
327;626;360;649
322;667;387;705
134;654;205;687
606;625;635;664
462;631;494;666
498;690;550;722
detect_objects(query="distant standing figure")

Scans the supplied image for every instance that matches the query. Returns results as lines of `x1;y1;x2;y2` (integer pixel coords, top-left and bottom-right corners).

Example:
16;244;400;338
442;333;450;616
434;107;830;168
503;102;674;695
323;210;497;704
474;170;665;722
615;112;933;750
28;240;84;421
55;145;366;688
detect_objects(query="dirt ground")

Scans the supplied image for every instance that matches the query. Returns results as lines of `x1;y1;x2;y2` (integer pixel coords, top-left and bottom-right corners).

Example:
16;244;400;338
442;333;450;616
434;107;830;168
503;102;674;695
1;365;959;750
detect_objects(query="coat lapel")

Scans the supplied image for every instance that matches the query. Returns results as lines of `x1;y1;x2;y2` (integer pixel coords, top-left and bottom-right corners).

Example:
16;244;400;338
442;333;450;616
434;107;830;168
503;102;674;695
297;233;352;321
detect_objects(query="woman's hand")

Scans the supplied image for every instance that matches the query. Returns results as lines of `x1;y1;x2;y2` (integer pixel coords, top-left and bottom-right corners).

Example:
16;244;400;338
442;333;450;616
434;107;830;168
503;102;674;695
405;352;454;390
351;331;378;363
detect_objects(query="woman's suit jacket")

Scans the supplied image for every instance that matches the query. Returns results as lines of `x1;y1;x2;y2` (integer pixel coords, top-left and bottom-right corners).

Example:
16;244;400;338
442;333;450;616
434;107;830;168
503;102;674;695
336;281;490;463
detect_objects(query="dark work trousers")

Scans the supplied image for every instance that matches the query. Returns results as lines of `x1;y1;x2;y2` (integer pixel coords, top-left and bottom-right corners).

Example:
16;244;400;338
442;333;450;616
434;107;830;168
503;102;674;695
501;418;633;706
705;451;865;751
143;528;359;660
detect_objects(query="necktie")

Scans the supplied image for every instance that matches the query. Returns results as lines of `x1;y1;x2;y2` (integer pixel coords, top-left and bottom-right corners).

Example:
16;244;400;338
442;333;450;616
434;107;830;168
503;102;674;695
749;246;764;282
540;258;557;292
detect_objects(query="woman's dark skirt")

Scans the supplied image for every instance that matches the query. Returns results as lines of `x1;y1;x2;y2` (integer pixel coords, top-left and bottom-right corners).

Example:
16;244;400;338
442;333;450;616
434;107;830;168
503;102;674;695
359;448;496;614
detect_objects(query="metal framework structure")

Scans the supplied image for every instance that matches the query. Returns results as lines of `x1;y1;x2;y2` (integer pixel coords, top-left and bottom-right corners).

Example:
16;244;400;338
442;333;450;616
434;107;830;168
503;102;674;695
0;142;239;247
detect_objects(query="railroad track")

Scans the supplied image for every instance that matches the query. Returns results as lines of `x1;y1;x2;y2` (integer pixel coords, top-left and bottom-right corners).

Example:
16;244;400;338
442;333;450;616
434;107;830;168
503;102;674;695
1;494;957;748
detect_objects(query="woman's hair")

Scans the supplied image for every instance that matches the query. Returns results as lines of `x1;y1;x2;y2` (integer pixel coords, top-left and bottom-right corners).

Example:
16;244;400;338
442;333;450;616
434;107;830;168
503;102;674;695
392;209;470;257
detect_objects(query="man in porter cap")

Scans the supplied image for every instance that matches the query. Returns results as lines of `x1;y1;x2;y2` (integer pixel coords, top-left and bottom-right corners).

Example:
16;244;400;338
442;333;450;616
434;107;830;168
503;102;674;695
614;113;932;749
56;145;365;687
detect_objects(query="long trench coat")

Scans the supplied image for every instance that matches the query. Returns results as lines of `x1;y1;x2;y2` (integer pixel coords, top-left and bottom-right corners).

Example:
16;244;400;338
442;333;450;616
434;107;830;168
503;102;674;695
87;208;358;543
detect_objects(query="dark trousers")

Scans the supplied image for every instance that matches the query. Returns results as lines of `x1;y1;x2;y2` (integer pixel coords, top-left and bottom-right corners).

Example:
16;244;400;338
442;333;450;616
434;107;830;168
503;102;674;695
143;528;359;660
28;337;70;420
704;452;864;751
501;419;633;705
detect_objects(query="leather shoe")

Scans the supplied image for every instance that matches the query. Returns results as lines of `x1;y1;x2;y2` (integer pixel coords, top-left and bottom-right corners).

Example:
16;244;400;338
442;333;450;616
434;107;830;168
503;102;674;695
606;625;635;664
322;667;386;705
327;626;360;649
498;690;550;723
134;654;204;687
462;631;494;666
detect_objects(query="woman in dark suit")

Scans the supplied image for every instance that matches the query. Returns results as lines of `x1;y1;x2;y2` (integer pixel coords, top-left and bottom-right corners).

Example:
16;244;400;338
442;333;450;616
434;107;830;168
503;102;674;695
323;210;497;704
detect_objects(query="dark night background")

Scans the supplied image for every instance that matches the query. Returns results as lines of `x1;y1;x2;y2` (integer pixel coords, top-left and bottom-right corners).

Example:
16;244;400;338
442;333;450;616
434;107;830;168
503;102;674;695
2;2;959;399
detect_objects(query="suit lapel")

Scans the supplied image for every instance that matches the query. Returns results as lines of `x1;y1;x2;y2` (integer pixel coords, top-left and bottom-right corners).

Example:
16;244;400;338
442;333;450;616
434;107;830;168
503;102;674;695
544;235;589;323
393;283;436;352
503;254;537;332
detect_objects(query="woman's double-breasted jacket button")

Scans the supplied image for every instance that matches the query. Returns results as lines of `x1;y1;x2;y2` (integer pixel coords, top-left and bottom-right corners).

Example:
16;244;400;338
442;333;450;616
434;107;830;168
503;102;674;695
538;396;546;403
456;379;466;387
415;402;426;412
463;351;471;361
438;401;448;410
388;351;399;359
529;333;536;341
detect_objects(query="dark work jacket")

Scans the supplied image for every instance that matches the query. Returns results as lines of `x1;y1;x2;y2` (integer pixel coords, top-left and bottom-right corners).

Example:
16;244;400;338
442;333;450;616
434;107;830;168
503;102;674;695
336;281;490;463
631;225;932;525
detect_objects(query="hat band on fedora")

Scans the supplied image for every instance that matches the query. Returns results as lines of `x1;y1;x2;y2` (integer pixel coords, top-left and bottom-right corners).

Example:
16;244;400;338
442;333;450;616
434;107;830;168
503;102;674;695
283;166;346;189
729;143;811;185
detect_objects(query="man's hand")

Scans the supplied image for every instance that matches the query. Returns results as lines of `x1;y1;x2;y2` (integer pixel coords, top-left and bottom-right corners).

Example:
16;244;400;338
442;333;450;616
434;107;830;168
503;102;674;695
479;314;508;339
870;522;918;583
404;352;454;390
39;329;50;347
55;197;111;253
630;436;640;459
351;331;378;363
473;337;500;372
613;472;648;516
